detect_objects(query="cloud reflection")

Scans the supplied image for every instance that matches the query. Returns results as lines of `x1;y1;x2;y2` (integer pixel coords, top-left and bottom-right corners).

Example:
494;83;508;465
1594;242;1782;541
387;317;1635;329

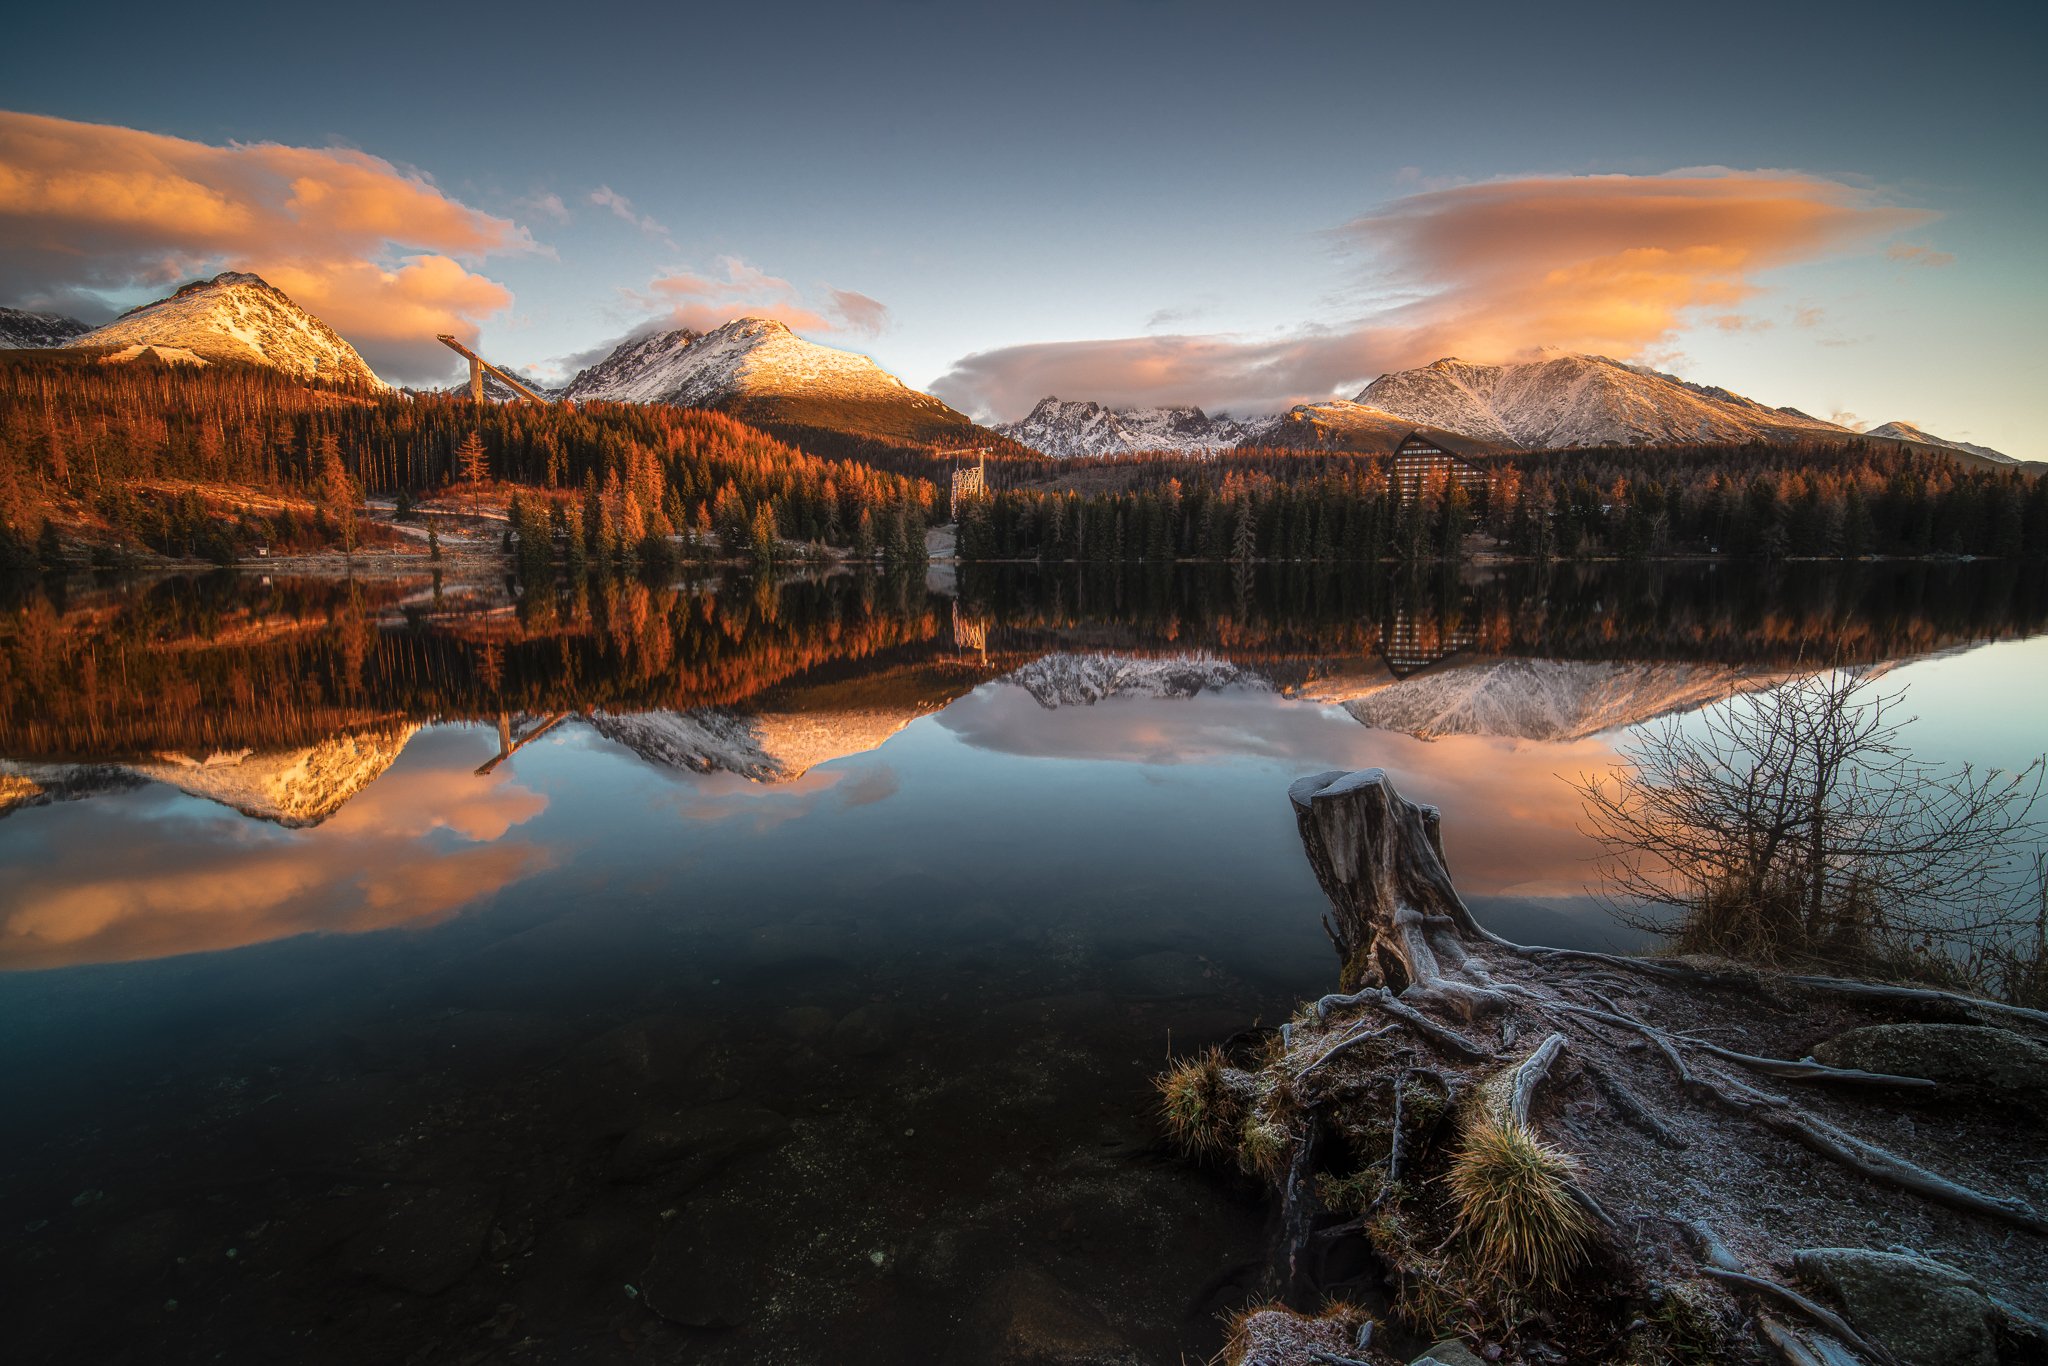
0;730;551;970
936;682;1617;900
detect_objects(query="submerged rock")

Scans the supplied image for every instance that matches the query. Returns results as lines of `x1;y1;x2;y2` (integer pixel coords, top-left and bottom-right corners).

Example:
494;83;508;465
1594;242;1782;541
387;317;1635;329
517;1213;658;1332
831;1004;898;1058
640;1206;762;1327
1110;950;1215;1001
1810;1023;2048;1115
336;1182;496;1295
609;1103;788;1184
966;1265;1143;1365
1793;1247;1999;1366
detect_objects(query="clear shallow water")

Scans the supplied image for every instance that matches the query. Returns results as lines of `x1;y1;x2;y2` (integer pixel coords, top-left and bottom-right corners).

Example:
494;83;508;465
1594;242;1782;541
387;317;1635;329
1;562;2044;1363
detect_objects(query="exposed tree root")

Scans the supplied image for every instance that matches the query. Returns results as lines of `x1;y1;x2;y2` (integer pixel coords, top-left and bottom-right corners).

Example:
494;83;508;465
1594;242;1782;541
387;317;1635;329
1313;988;1494;1063
1505;942;2048;1029
1226;768;2048;1364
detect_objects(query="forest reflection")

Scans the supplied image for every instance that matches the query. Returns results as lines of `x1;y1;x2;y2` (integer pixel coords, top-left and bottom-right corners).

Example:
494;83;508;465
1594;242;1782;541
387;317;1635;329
3;560;2044;766
4;561;2045;971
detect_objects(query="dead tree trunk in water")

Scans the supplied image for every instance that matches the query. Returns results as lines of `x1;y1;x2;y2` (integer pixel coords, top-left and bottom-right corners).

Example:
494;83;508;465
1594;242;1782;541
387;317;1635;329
1291;768;1503;1020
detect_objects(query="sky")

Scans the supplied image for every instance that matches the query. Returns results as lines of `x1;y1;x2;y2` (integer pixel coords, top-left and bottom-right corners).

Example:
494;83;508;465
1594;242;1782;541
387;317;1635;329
1;0;2043;455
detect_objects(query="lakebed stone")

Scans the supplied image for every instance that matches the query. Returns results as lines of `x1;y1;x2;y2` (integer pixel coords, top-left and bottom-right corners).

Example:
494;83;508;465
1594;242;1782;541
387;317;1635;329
336;1182;497;1295
964;1265;1144;1365
640;1206;763;1327
609;1103;789;1184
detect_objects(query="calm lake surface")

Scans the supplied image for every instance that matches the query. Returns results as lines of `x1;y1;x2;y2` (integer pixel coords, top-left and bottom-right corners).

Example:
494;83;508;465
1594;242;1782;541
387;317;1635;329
3;562;2045;1363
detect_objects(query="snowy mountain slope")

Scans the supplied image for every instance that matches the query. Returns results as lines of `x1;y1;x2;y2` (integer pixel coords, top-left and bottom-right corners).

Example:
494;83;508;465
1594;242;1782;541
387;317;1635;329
1355;354;1852;450
589;703;928;783
1004;653;1275;707
1863;421;2016;467
588;710;784;782
1250;399;1504;455
997;396;1254;457
0;306;90;349
0;763;142;818
563;317;987;446
1329;658;1795;742
65;272;387;390
558;328;704;404
0;726;419;827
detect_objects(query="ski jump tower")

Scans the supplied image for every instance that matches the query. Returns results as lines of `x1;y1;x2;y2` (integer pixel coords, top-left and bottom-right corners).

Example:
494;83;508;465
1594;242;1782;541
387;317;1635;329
949;449;988;521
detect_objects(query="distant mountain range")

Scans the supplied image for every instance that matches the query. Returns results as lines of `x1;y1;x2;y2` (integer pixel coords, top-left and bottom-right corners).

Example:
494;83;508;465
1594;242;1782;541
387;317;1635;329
564;317;998;450
1006;352;2019;465
0;306;90;349
9;271;2019;465
57;272;388;389
995;396;1255;458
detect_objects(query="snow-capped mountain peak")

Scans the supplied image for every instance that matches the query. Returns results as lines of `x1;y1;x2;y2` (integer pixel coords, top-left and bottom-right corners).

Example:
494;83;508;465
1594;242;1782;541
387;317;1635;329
1353;353;1852;450
566;316;917;407
0;306;91;350
997;395;1255;458
64;272;387;390
560;315;985;447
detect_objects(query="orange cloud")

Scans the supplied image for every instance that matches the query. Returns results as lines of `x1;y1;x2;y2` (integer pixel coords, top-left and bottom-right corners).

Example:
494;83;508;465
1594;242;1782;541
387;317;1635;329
609;256;890;345
932;170;1936;419
0;111;536;380
635;257;835;333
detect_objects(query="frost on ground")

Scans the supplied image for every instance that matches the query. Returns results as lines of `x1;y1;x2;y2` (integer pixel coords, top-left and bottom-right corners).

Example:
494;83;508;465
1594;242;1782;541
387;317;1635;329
1170;768;2048;1366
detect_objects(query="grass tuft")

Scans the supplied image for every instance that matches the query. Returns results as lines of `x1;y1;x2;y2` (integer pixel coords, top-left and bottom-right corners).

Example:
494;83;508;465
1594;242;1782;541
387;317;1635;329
1154;1046;1240;1156
1444;1118;1594;1289
1235;1117;1290;1179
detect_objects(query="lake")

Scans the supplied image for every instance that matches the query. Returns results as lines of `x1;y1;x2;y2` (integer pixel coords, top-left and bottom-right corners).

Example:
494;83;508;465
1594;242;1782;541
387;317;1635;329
3;561;2045;1363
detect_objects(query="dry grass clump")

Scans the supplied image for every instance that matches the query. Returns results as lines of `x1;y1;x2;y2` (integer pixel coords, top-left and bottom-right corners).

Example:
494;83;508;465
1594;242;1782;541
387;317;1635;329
1219;1299;1374;1366
1444;1118;1594;1289
1155;1046;1241;1156
1235;1118;1289;1180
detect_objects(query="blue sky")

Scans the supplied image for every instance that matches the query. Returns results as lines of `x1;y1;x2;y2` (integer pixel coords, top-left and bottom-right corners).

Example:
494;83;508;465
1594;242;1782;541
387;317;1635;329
2;0;2042;453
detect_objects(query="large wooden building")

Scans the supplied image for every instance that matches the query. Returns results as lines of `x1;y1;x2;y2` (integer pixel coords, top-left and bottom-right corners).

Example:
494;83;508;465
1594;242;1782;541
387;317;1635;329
1390;432;1492;503
948;451;988;520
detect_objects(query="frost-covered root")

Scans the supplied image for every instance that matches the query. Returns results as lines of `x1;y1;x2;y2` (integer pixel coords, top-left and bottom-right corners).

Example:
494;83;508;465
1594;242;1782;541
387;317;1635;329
1314;987;1493;1062
1244;767;2048;1361
1519;983;2048;1235
1506;943;2048;1030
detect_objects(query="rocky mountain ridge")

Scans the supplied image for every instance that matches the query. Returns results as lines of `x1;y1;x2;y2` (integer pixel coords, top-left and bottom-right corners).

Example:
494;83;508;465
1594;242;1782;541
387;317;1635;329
1004;353;2019;461
1345;353;1851;449
0;306;91;349
995;396;1255;458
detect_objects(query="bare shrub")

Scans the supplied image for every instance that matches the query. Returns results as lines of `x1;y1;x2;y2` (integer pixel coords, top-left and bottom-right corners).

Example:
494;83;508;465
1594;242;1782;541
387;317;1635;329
1573;671;2044;991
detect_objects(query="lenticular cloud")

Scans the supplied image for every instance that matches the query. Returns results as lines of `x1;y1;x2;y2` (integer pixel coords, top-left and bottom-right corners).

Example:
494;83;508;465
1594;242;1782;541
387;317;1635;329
930;169;1938;420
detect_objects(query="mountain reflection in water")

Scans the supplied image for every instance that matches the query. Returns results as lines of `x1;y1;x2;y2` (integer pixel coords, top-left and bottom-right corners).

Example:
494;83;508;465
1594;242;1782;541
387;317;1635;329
4;560;2045;971
1;562;2045;1364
